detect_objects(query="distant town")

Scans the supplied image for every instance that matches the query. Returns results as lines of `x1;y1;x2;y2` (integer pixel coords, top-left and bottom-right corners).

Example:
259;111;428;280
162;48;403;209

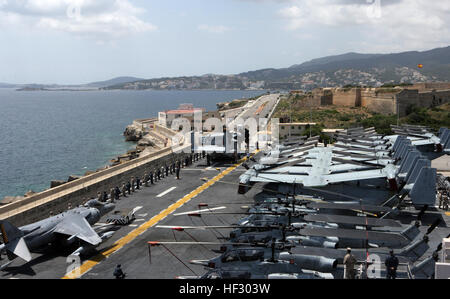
102;67;431;92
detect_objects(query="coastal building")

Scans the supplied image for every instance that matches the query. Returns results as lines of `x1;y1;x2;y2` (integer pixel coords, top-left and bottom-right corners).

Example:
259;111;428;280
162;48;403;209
279;122;317;139
158;104;204;129
159;104;224;131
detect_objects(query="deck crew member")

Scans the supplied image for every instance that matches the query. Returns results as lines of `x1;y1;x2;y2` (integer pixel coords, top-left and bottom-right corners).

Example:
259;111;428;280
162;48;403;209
131;177;135;193
442;192;449;211
176;163;181;180
110;188;116;203
126;181;131;195
102;191;108;202
136;177;141;190
122;183;127;198
343;248;357;279
115;186;121;201
144;172;149;187
97;192;103;202
385;250;399;279
113;265;126;279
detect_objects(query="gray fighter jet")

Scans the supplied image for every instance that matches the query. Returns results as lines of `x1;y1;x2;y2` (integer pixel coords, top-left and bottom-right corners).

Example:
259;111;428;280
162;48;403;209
0;200;115;270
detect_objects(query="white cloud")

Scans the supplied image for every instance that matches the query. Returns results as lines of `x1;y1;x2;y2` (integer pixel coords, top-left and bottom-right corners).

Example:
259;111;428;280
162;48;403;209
277;0;450;52
0;0;157;40
198;24;231;34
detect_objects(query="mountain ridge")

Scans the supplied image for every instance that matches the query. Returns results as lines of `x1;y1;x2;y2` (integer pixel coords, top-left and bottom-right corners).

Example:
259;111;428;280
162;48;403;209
4;46;450;91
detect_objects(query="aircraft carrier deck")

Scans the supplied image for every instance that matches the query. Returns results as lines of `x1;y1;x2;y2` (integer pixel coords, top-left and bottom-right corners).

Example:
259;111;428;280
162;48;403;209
1;151;449;279
1;94;449;280
0;156;264;279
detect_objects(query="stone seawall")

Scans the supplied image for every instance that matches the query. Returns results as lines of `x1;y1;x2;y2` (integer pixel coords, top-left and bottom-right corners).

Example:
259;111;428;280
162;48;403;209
0;146;192;227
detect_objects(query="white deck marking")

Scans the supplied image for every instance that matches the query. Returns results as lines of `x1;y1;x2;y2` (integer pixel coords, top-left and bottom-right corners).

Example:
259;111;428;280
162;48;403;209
156;187;177;198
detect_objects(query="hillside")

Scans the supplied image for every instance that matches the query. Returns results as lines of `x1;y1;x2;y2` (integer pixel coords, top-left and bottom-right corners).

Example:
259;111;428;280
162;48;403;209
11;76;144;90
240;46;450;89
0;82;18;88
6;46;450;91
103;46;450;91
86;76;144;88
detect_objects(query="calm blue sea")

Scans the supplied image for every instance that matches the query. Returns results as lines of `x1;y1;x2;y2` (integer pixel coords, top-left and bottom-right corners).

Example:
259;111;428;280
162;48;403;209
0;89;265;200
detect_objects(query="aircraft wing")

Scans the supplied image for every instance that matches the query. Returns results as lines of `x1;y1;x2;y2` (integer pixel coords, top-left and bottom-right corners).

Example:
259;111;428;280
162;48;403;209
292;246;411;264
304;214;402;227
53;214;102;246
306;202;393;213
300;228;409;248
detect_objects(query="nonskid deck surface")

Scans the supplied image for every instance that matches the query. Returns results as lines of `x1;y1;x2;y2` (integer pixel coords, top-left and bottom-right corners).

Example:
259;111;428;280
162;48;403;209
0;158;254;279
1;152;449;279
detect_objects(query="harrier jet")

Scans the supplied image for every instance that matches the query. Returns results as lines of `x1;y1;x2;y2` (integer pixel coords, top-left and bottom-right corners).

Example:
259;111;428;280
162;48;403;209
0;200;115;270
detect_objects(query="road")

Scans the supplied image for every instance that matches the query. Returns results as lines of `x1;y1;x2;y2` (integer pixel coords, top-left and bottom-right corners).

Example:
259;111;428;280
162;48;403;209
241;93;279;121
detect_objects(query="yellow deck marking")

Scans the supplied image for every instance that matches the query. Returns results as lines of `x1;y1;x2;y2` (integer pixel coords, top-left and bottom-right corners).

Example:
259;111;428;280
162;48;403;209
446;212;450;217
62;157;249;279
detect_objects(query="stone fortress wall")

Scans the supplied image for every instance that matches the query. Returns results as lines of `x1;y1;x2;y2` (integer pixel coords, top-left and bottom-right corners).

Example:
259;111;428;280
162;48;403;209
294;82;450;116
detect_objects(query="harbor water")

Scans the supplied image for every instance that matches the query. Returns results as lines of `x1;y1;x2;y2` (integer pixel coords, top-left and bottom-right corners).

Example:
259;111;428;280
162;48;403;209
0;89;265;201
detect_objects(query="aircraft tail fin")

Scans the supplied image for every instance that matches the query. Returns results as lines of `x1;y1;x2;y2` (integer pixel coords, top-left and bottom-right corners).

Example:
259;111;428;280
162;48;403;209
400;222;421;241
398;237;429;262
410;255;437;279
0;220;32;262
408;167;437;208
0;220;24;242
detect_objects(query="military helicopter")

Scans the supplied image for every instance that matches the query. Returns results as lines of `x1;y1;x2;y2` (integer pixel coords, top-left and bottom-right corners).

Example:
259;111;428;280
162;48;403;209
185;268;333;279
148;238;338;279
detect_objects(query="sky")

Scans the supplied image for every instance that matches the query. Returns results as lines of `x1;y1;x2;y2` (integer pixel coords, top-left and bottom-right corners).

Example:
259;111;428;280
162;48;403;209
0;0;449;84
